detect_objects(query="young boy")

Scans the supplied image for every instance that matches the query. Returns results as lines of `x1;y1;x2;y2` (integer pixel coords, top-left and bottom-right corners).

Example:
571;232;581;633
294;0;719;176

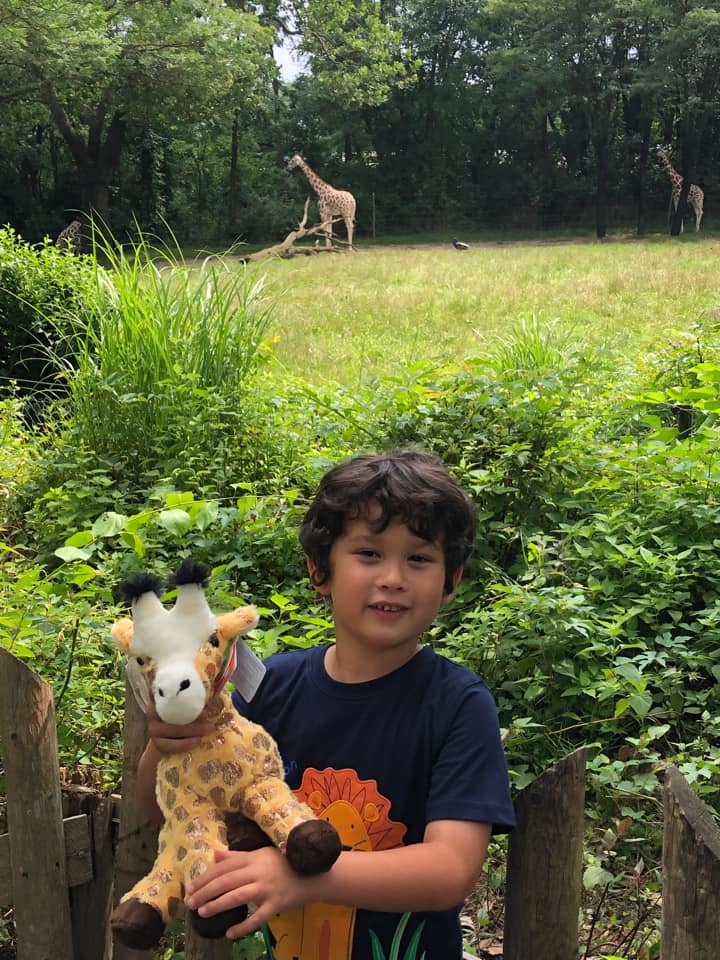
137;449;515;959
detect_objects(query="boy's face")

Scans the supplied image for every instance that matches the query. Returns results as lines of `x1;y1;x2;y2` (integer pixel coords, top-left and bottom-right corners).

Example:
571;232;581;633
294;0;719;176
308;505;462;656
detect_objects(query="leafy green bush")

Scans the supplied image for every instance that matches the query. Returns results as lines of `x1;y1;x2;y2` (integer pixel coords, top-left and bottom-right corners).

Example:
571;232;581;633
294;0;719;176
0;551;125;786
0;225;98;405
0;392;40;525
5;308;720;830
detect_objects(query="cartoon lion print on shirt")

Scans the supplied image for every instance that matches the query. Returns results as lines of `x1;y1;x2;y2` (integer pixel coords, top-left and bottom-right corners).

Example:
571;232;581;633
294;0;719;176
269;767;407;960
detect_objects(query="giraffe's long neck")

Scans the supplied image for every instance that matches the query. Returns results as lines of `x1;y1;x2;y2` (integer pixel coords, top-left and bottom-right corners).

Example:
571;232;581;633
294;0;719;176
659;152;682;189
298;160;329;197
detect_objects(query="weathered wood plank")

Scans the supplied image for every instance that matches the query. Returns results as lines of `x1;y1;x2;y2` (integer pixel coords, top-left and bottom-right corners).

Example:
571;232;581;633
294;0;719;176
112;675;160;960
503;747;586;960
661;765;720;959
0;646;75;960
62;784;115;960
0;814;91;900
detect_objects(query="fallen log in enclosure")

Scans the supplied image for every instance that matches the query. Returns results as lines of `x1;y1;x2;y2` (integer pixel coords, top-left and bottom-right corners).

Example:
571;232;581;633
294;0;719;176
237;197;349;262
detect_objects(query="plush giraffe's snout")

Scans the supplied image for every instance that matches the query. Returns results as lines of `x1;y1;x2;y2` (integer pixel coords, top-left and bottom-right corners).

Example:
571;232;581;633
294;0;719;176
153;660;206;724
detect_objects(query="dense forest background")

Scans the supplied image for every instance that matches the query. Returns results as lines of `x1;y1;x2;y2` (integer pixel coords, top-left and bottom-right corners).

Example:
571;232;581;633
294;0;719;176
2;0;720;246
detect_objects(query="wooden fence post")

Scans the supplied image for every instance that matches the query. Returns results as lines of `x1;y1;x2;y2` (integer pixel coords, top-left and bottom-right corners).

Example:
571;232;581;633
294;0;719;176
0;647;75;960
112;675;159;960
503;747;586;960
62;784;115;960
661;765;720;959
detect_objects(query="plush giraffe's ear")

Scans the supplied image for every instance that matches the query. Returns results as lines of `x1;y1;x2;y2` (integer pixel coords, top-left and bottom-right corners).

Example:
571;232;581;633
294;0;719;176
111;618;134;654
216;606;259;642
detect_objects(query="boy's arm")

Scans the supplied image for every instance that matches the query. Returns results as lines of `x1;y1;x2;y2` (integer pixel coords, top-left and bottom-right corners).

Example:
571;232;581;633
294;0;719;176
314;818;491;909
186;818;492;938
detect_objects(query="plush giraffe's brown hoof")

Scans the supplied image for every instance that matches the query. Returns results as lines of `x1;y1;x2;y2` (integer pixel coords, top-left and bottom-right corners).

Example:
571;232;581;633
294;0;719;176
190;904;249;939
286;819;342;875
226;816;274;852
111;898;165;949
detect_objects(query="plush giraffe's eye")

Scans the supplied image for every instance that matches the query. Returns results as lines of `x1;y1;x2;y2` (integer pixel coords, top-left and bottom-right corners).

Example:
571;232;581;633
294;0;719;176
136;657;145;665
209;634;220;648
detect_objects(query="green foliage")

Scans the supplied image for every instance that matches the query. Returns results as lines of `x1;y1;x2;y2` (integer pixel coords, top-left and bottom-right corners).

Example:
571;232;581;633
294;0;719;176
369;912;426;960
42;230;275;475
0;391;40;519
0;225;99;401
0;551;125;786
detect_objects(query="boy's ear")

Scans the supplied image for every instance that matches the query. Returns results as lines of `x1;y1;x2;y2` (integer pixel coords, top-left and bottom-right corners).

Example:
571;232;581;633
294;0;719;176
306;556;332;596
443;567;464;603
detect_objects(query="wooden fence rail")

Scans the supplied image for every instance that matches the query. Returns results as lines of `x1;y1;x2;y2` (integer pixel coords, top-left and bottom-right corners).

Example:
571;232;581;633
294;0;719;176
2;646;719;959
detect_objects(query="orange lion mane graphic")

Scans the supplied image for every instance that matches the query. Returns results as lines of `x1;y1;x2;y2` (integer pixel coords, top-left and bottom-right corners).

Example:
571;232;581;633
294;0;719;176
296;767;407;852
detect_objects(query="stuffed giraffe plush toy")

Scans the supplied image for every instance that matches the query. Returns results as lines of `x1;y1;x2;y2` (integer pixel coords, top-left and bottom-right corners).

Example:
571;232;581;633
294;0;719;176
110;559;341;949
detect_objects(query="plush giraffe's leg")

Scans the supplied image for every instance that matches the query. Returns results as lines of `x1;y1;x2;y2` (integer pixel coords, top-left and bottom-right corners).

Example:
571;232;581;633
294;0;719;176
111;824;185;949
344;216;354;250
242;775;341;875
170;799;254;940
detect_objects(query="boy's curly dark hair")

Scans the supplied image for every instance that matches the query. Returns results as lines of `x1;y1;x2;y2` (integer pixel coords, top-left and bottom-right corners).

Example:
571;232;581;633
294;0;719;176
299;450;476;594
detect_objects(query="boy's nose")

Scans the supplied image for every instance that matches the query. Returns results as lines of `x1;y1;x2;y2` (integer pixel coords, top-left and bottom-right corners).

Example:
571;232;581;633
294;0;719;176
377;561;405;588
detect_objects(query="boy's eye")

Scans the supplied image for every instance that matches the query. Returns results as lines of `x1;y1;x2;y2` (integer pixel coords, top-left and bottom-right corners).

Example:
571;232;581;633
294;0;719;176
409;554;432;563
355;548;378;558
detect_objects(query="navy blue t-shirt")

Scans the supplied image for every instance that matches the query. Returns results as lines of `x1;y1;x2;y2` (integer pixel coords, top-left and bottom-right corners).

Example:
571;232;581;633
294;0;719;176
232;643;515;960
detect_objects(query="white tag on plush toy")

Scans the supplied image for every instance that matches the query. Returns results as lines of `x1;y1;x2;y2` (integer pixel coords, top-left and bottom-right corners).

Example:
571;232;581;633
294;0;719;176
126;658;151;712
229;638;266;701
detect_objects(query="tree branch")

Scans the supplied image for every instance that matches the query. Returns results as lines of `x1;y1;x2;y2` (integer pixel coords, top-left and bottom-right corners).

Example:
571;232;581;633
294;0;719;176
237;198;347;262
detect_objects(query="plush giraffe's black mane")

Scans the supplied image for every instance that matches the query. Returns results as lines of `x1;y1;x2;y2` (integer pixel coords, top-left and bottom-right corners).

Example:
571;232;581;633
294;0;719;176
168;558;211;588
121;572;164;602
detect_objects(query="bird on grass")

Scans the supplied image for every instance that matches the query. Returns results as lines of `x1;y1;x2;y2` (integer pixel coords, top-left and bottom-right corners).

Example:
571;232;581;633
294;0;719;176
452;237;469;250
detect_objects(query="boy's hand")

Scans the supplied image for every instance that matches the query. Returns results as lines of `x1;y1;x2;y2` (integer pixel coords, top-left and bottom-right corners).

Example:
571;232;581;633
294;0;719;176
186;847;317;939
146;699;215;754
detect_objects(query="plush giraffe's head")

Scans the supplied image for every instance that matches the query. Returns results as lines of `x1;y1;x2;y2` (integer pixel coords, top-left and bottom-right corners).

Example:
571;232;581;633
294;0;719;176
111;559;259;724
287;154;303;170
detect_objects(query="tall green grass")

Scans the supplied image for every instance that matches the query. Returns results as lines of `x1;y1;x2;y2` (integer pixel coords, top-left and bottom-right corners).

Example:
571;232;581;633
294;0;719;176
47;232;274;462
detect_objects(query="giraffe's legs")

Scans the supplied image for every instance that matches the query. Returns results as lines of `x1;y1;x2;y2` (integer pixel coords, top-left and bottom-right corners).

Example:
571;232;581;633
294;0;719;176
344;216;354;250
693;202;703;232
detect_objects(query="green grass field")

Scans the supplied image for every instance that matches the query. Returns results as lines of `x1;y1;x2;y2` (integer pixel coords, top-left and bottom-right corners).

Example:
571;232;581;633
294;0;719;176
248;235;720;385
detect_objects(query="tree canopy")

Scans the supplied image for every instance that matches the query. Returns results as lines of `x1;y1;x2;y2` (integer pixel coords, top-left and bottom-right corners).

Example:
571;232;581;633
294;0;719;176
1;0;719;241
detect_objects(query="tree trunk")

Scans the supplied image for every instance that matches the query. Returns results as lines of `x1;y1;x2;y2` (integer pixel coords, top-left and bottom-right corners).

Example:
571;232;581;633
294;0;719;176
594;136;609;239
43;87;126;232
228;108;240;232
638;121;651;237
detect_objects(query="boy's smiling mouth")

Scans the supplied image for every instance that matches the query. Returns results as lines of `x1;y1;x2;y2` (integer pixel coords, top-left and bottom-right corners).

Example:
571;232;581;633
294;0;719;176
370;602;407;612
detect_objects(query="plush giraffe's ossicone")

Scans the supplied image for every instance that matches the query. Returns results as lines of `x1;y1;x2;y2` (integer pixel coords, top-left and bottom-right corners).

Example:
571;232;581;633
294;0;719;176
110;559;341;950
